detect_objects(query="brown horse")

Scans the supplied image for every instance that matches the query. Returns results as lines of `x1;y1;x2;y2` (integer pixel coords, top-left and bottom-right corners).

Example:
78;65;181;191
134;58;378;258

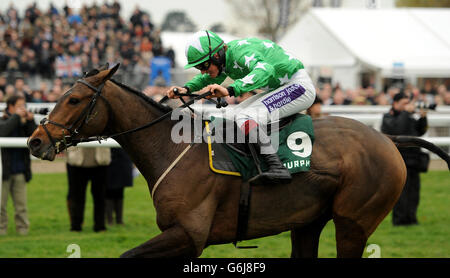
28;64;449;258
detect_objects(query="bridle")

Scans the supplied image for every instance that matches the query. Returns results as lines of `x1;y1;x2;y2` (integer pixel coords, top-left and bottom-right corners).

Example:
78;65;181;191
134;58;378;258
38;78;226;154
39;78;109;153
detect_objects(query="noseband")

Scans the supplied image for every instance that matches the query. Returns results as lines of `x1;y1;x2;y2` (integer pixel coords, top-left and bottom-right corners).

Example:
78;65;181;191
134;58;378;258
40;79;109;153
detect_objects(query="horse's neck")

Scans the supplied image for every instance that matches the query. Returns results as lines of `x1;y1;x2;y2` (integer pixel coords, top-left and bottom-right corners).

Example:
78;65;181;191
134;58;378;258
107;86;187;190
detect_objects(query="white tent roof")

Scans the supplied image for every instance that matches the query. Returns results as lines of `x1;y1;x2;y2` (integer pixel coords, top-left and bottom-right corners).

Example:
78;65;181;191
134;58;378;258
279;8;450;77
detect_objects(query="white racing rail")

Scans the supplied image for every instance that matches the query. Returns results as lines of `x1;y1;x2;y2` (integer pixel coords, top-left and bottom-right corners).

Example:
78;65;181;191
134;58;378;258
0;138;120;211
1;102;450;130
0;137;120;148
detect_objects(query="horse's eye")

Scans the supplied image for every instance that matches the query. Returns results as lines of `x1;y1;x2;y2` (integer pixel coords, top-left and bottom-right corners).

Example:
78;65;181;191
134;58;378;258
68;98;80;105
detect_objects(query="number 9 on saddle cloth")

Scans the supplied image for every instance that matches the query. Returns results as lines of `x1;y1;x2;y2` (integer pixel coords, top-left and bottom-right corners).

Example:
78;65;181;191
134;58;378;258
205;113;315;182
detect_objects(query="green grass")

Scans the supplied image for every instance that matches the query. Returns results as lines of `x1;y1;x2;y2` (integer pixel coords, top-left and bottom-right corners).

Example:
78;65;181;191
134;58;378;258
0;171;448;258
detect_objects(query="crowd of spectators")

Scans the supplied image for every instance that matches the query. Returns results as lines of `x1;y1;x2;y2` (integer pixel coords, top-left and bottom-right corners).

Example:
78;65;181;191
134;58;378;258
0;2;175;103
0;2;449;108
314;81;450;107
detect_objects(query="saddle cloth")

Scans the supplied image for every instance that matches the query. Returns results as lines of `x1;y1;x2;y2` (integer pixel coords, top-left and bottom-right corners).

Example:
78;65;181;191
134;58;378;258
205;113;315;181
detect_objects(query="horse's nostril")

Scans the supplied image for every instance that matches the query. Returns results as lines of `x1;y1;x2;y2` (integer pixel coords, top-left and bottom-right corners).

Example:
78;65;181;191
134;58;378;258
29;138;42;149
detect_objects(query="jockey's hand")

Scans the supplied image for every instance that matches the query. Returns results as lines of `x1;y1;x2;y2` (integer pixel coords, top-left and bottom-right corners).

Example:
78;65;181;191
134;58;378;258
405;103;416;113
166;86;187;99
202;84;229;99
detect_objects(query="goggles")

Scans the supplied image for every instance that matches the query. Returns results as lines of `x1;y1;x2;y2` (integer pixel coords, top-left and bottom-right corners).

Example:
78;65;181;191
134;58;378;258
195;60;211;71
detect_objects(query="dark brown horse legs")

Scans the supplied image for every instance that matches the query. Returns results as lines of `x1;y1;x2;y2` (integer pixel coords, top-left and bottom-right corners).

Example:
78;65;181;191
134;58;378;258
333;215;367;258
120;225;197;258
290;214;330;258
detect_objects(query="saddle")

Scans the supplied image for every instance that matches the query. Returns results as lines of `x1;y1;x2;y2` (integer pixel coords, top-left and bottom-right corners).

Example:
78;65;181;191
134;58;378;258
205;113;315;182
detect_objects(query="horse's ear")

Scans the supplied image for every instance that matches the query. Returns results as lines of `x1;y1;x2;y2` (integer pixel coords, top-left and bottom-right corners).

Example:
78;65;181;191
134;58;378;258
101;63;120;82
84;69;100;77
98;63;109;71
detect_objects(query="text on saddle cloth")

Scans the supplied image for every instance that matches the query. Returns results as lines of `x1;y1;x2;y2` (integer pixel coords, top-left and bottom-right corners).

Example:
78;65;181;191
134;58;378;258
205;113;315;181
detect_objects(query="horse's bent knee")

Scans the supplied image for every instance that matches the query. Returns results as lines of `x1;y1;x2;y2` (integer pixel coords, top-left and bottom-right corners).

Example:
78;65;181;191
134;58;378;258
119;225;198;258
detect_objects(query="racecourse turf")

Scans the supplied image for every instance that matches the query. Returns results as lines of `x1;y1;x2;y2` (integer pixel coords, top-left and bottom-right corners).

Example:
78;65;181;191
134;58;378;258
0;171;448;258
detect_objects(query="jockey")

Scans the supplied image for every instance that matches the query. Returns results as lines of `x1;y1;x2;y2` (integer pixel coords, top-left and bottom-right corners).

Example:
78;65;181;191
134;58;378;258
167;30;316;185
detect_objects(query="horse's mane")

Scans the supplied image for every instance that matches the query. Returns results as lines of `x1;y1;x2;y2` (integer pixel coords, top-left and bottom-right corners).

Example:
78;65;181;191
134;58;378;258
109;79;173;114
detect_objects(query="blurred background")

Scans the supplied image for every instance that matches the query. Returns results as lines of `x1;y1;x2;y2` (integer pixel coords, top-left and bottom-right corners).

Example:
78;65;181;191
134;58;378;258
0;0;449;104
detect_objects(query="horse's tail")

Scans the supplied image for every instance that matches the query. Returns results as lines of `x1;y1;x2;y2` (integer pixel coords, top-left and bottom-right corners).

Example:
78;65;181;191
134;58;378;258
387;135;450;171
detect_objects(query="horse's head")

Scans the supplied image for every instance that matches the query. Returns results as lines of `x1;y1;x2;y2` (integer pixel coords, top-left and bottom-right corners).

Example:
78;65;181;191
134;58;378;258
28;63;120;160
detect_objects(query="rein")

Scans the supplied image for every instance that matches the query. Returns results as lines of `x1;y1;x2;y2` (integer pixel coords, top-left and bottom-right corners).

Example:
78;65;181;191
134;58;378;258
39;78;221;153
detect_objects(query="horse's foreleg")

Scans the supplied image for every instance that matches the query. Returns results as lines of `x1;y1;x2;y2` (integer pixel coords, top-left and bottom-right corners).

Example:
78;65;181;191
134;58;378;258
120;225;197;258
121;188;220;258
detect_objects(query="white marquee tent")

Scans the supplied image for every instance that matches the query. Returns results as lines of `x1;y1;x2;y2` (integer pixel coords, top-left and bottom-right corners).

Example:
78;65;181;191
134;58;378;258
279;8;450;89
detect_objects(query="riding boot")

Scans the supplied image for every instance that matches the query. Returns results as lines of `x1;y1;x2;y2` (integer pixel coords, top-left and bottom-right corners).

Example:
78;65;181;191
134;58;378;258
114;199;124;225
247;126;292;186
105;199;114;226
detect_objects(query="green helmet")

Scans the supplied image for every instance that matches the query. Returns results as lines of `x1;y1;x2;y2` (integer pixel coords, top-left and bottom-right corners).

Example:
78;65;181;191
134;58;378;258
184;30;224;69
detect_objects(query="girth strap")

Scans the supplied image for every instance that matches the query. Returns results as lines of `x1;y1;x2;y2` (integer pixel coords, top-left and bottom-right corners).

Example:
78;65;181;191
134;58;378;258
151;144;192;199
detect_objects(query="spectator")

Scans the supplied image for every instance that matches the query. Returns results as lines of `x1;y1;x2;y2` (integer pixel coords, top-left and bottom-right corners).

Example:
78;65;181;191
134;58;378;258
130;6;144;27
331;88;351;105
421;80;437;105
140;13;154;31
150;29;164;56
365;85;377;105
140;36;153;53
410;86;422;103
386;86;401;104
31;90;45;103
67;7;82;25
4;85;16;99
36;40;55;79
105;148;134;225
0;75;7;93
307;96;323;118
344;88;358;104
5;5;20;29
149;55;172;87
132;57;150;90
45;92;59;102
6;59;20;82
381;92;429;226
165;46;176;68
353;95;368;105
444;90;450;106
318;83;332;105
14;77;32;102
66;147;111;232
436;84;447;106
0;95;37;236
375;92;389;105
